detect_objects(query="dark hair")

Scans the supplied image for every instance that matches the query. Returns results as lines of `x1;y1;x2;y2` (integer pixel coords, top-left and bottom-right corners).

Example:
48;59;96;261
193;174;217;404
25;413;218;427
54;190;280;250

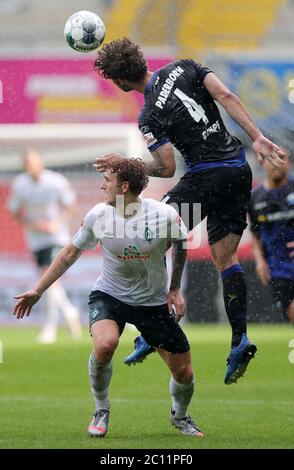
94;37;147;81
109;158;149;196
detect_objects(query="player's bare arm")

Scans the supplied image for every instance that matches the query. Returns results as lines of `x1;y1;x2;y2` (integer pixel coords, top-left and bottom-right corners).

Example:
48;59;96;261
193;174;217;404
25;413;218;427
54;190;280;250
251;232;271;286
203;73;285;167
94;143;176;178
11;209;34;230
167;240;187;320
38;204;77;235
13;243;82;318
58;203;77;226
11;208;53;233
94;153;126;172
145;143;176;178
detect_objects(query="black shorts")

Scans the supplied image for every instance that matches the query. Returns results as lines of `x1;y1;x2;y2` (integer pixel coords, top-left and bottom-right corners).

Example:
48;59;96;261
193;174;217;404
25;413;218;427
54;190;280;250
88;290;190;354
270;278;294;319
162;163;252;245
32;246;62;268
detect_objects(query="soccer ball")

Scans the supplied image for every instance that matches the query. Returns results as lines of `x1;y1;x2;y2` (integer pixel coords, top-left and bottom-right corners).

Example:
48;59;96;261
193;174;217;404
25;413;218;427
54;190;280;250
64;11;105;53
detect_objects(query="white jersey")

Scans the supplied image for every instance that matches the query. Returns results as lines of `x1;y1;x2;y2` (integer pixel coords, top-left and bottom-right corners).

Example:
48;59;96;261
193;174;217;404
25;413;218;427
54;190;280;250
8;169;76;251
72;198;187;306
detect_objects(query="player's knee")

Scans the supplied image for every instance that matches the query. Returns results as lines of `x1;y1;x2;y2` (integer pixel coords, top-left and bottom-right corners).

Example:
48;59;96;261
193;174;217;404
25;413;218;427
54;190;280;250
172;364;194;384
94;338;118;362
212;256;225;272
212;254;237;272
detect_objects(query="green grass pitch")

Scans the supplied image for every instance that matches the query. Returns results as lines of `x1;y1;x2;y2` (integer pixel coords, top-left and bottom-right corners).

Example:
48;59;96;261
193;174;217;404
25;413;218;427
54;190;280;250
0;324;293;449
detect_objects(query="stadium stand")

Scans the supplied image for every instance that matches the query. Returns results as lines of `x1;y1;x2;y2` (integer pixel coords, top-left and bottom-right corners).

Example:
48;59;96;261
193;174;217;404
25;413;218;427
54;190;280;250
0;0;109;53
104;0;146;41
177;0;283;56
263;0;294;49
0;0;292;56
137;0;177;47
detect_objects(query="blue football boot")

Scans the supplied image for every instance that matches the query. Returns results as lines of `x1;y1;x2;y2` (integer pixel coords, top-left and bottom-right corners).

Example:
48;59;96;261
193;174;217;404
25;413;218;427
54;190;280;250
224;333;257;384
124;336;155;366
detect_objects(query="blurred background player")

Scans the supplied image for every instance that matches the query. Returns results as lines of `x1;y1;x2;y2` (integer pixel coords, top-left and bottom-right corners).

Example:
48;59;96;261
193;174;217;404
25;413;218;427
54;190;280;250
93;38;286;384
7;149;82;344
13;159;204;438
248;150;294;324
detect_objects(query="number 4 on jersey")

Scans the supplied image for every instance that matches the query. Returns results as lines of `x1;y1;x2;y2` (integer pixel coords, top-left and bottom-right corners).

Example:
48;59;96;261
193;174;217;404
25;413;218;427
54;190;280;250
174;88;209;124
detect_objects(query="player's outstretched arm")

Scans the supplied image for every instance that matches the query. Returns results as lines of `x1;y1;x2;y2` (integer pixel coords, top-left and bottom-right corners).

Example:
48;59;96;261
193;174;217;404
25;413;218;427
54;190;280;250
94;144;176;178
203;73;285;167
251;233;270;286
94;153;126;172
13;243;82;319
252;135;285;168
146;143;176;177
167;240;187;321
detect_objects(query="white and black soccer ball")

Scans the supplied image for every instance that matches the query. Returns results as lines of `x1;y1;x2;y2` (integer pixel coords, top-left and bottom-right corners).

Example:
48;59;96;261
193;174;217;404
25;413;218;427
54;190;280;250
64;11;105;53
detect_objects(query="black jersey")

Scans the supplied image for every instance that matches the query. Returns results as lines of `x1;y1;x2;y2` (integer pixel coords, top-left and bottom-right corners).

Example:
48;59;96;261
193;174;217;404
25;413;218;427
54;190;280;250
138;59;243;170
248;178;294;279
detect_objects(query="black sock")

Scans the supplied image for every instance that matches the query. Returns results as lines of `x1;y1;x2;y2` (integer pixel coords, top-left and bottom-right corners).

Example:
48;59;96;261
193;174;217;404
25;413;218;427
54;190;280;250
221;264;247;348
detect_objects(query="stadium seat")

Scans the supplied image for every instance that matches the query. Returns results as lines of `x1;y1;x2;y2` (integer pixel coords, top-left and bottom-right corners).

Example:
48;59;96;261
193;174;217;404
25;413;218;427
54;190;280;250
177;0;283;56
104;0;146;40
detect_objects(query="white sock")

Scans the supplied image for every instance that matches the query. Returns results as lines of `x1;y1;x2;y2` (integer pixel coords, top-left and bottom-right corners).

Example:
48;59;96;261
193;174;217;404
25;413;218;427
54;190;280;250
88;352;112;410
170;376;194;418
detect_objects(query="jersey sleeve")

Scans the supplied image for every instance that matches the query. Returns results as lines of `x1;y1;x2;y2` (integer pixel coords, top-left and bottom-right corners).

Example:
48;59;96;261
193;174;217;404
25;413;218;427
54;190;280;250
138;110;170;153
56;175;76;208
194;63;213;83
72;208;99;250
167;206;188;241
181;59;213;84
6;179;23;214
248;195;261;236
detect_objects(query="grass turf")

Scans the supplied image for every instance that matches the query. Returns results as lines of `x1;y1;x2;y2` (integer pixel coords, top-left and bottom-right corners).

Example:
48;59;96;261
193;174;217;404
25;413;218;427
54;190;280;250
0;324;293;449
